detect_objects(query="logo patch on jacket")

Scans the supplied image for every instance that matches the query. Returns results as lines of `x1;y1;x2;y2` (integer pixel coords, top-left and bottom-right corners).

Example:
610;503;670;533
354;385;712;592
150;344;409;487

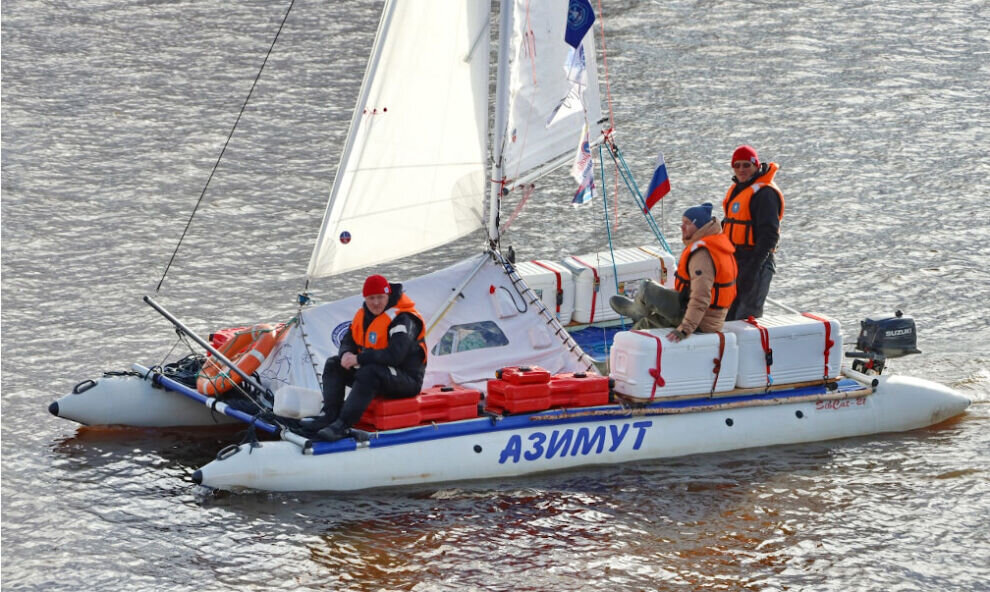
368;332;378;345
731;202;741;213
331;322;352;348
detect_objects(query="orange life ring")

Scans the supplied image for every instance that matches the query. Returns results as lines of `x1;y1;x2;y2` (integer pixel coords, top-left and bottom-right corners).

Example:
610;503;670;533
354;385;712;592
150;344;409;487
197;324;282;396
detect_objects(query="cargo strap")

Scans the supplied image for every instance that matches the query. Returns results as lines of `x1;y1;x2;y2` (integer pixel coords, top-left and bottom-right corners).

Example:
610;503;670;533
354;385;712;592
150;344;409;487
744;316;773;387
711;331;726;395
801;312;834;380
632;330;665;401
531;260;563;314
571;256;601;323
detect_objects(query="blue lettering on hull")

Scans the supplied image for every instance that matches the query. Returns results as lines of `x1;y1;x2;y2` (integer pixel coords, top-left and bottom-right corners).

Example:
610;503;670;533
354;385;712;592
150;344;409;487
498;421;653;464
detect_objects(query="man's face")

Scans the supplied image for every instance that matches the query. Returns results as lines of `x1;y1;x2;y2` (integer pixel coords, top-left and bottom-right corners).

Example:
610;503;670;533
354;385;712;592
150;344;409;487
732;160;757;183
680;217;698;241
365;293;389;316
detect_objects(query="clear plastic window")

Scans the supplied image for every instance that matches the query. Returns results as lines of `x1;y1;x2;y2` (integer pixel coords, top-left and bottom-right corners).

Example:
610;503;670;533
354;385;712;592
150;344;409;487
432;321;510;356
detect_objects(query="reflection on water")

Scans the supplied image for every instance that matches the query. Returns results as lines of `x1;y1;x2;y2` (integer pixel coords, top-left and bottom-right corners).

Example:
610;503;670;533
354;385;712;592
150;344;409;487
3;0;989;590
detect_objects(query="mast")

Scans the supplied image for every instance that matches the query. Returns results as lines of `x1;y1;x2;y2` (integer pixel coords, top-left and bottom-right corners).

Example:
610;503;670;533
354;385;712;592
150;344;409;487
487;0;513;246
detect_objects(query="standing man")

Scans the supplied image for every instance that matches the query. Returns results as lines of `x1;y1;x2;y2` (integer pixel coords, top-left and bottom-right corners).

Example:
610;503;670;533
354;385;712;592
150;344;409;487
722;145;784;320
308;274;427;442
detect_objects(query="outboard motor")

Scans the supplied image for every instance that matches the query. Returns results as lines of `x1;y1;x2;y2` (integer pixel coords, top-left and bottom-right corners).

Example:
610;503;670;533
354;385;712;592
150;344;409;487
845;310;922;374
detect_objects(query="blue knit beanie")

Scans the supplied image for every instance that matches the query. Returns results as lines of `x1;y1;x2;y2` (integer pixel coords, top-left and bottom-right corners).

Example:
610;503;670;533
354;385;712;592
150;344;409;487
683;202;714;228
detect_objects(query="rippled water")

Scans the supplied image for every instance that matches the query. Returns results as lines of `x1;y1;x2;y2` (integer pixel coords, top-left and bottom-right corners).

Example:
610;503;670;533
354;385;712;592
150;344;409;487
3;0;989;590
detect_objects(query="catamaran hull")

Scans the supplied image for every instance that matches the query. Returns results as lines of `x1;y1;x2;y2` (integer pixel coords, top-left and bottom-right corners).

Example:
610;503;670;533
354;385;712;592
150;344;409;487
50;374;237;428
193;374;970;492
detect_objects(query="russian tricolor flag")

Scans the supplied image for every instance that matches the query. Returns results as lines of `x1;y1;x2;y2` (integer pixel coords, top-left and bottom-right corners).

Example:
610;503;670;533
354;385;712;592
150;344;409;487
644;152;670;211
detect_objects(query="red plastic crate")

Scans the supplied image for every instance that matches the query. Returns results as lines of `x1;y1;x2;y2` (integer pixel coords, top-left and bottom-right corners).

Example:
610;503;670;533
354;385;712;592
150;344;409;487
496;366;552;385
357;385;480;431
486;372;610;414
548;372;610;407
485;380;552;414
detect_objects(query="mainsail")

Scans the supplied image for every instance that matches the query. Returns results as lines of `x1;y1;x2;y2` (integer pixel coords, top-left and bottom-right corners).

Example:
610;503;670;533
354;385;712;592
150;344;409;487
306;1;491;278
307;0;602;279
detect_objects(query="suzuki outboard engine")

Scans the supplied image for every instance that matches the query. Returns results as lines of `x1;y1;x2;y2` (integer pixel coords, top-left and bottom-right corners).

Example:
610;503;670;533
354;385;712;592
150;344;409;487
845;310;922;374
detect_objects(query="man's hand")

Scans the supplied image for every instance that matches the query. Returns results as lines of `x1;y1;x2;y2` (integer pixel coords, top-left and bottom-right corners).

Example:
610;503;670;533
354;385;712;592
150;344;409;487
666;329;688;343
340;352;359;369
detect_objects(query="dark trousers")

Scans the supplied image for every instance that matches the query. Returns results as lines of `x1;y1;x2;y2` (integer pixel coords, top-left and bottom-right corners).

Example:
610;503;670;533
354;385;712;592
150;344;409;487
321;356;422;428
727;255;775;321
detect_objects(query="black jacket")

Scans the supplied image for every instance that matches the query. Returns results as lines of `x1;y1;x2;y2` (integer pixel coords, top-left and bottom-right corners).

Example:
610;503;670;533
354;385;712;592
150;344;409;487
339;283;426;381
726;163;782;272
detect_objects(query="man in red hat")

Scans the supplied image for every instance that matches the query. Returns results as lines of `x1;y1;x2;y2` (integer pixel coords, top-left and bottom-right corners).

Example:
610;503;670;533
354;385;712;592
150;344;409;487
722;145;784;319
305;274;428;442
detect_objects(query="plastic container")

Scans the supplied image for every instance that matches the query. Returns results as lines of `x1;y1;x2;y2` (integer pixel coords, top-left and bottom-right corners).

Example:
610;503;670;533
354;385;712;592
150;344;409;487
496;366;552;385
609;328;739;400
514;259;575;324
273;385;324;419
563;245;676;324
486;371;610;413
722;314;843;388
357;385;481;431
548;372;610;407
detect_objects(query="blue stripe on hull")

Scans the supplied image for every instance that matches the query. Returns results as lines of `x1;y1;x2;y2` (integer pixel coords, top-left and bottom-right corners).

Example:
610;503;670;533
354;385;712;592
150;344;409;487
310;379;865;456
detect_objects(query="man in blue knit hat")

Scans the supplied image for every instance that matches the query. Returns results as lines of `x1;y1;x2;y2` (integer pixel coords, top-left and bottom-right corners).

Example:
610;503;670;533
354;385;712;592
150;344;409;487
610;203;737;341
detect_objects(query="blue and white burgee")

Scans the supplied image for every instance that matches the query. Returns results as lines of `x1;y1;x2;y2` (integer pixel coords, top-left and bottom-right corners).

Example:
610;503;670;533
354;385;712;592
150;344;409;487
565;0;596;48
546;45;588;129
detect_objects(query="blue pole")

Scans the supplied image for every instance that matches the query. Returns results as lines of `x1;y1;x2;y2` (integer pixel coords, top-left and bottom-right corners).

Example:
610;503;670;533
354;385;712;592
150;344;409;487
135;364;279;434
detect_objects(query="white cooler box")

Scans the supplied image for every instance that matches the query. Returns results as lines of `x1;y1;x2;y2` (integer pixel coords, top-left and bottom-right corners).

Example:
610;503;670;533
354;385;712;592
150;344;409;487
515;259;575;324
610;328;739;399
722;314;843;388
563;245;676;324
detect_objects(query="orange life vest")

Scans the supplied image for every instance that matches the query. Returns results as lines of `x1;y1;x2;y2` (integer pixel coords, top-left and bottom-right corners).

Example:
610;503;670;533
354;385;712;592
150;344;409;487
350;293;428;360
722;162;785;248
674;233;738;309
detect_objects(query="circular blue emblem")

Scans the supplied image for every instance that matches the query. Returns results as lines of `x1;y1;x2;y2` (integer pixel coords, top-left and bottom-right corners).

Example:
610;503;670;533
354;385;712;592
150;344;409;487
339;231;351;244
331;321;351;348
368;332;378;345
568;1;593;31
732;202;741;213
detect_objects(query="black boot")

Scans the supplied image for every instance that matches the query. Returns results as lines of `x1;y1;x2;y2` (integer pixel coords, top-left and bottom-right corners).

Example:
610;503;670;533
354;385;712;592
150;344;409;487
316;420;350;442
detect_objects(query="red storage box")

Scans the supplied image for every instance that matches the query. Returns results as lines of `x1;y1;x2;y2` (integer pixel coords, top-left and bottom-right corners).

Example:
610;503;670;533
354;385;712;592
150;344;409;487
485;380;552;414
496;366;551;385
357;385;480;431
548;372;610;407
486;372;610;414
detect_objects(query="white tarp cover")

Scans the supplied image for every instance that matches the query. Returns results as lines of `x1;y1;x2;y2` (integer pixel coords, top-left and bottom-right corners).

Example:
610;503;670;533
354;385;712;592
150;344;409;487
500;0;602;180
306;1;490;278
260;254;593;394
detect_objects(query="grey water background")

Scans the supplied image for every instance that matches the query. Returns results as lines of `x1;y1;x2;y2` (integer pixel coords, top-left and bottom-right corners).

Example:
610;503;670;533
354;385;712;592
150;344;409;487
3;0;989;589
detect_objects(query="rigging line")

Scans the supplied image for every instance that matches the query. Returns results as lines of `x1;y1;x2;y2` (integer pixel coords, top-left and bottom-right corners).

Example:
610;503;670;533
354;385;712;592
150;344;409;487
598;144;625;331
155;0;297;293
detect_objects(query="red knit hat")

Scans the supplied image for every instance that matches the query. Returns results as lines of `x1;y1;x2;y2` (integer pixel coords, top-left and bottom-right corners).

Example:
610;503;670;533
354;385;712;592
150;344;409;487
362;274;390;297
731;145;759;167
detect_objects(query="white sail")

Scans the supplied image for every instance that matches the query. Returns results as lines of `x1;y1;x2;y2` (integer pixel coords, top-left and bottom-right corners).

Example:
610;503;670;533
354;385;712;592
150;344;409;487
500;0;602;180
306;1;490;278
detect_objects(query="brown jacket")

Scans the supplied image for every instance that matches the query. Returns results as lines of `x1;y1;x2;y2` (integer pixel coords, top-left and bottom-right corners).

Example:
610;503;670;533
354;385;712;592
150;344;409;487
677;219;729;336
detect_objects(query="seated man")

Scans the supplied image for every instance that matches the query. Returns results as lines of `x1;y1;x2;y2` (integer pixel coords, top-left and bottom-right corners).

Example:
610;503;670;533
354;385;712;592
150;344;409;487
310;274;427;442
610;203;738;342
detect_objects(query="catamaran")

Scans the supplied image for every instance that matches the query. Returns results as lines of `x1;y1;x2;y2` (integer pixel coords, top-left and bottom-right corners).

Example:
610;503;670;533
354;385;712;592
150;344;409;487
49;0;970;492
